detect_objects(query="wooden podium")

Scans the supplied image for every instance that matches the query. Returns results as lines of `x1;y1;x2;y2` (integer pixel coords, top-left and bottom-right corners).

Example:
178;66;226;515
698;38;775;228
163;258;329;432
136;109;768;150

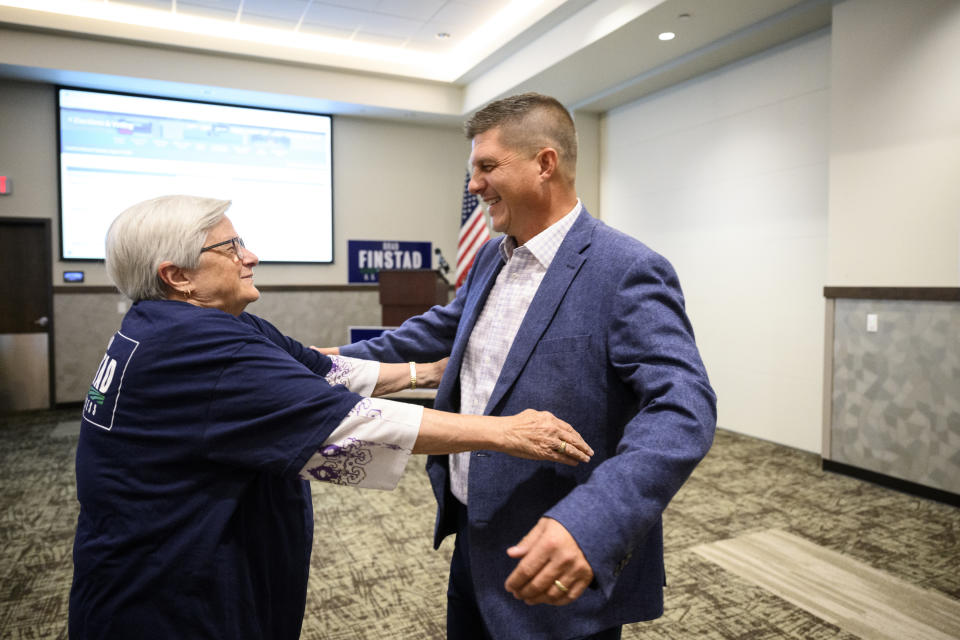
378;269;449;326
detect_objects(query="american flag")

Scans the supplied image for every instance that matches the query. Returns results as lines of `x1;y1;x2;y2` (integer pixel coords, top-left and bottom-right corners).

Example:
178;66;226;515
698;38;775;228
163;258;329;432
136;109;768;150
456;170;490;287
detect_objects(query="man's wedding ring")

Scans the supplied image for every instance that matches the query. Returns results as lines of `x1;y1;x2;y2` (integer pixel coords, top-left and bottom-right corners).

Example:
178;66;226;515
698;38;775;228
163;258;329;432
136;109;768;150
558;441;567;454
554;579;569;593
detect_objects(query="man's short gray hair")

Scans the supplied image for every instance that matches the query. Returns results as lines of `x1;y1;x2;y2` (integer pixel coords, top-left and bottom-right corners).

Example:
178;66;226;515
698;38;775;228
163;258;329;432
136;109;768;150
105;195;231;301
465;92;578;183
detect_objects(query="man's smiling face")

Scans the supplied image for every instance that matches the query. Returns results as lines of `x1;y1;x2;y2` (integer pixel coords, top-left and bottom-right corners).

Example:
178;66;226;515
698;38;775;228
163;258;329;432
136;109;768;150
467;127;543;244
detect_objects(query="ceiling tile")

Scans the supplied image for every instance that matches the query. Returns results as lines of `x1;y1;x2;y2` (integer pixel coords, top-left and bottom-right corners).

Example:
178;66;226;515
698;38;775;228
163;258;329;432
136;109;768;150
177;0;242;11
111;0;173;10
315;0;381;12
357;11;422;39
375;0;445;21
242;0;309;22
430;0;500;24
302;3;370;32
176;3;239;21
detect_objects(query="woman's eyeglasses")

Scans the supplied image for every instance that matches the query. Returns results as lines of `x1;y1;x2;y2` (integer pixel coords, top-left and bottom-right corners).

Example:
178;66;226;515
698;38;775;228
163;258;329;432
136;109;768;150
200;236;245;261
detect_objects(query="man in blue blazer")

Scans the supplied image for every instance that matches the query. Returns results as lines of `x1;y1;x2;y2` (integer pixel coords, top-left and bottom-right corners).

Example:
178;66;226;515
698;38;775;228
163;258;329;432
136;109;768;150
336;93;716;639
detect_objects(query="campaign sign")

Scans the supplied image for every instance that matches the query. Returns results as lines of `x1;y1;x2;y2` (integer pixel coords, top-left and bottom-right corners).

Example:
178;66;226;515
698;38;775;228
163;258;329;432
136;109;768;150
347;240;431;284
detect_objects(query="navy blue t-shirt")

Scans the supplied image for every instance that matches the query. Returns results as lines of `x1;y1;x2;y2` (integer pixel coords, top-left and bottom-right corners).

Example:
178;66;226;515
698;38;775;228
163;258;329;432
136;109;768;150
69;300;364;639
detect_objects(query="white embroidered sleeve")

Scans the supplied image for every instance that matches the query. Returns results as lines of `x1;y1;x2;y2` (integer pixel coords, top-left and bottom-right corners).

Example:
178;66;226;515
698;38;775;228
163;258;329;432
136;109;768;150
324;355;379;395
298;397;422;490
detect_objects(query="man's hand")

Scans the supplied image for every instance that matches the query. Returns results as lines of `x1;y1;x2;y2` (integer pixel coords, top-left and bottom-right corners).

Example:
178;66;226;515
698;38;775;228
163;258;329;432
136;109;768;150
505;517;593;605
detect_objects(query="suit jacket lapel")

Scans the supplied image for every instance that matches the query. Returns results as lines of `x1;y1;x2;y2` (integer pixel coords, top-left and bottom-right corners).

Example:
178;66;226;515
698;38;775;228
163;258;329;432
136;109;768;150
484;211;596;414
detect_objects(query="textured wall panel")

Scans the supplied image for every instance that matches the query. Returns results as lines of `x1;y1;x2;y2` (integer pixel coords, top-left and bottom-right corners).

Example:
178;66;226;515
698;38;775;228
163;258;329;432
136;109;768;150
831;299;960;493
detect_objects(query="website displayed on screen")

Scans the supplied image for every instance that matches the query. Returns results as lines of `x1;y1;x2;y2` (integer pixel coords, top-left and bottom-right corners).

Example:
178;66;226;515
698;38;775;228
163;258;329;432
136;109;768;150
58;88;333;262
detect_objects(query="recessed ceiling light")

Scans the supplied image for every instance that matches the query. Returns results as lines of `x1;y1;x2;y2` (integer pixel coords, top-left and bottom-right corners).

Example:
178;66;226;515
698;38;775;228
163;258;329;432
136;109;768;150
658;31;676;41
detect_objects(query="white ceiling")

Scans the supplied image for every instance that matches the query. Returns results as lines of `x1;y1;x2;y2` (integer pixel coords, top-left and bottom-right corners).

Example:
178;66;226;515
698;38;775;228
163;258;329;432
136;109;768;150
0;0;832;122
0;0;597;82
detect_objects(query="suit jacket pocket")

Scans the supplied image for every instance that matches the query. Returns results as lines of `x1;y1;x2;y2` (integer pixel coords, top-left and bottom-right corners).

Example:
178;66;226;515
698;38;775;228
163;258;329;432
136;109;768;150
534;334;591;355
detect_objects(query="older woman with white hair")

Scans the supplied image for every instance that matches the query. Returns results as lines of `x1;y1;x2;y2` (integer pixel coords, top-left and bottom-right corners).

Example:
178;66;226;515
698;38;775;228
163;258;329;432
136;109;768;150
69;195;592;640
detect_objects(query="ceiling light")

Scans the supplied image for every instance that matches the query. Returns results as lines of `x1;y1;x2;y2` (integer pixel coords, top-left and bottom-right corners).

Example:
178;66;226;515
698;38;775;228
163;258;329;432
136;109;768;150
658;31;676;41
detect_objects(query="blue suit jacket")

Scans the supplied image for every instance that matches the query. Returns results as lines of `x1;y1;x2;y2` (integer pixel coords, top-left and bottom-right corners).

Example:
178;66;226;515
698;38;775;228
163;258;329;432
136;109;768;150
341;208;716;639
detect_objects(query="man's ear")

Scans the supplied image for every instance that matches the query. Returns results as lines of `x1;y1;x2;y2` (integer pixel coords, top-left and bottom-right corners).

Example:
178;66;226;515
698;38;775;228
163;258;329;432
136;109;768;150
157;261;192;297
536;147;559;180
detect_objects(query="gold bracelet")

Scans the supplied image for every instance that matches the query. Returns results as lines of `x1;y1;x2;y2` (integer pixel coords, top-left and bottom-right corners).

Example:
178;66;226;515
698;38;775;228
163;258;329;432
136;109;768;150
409;361;417;390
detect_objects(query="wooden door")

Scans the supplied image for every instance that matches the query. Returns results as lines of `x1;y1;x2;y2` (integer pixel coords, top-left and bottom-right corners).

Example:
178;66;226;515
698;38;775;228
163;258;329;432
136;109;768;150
0;218;53;412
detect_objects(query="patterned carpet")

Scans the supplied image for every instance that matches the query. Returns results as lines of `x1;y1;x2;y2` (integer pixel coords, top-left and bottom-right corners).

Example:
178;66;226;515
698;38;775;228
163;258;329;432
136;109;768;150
1;408;958;639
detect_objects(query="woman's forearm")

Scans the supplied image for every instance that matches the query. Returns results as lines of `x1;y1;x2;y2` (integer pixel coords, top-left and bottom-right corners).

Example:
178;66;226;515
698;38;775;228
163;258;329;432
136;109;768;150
310;346;446;397
372;359;446;396
413;408;593;465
